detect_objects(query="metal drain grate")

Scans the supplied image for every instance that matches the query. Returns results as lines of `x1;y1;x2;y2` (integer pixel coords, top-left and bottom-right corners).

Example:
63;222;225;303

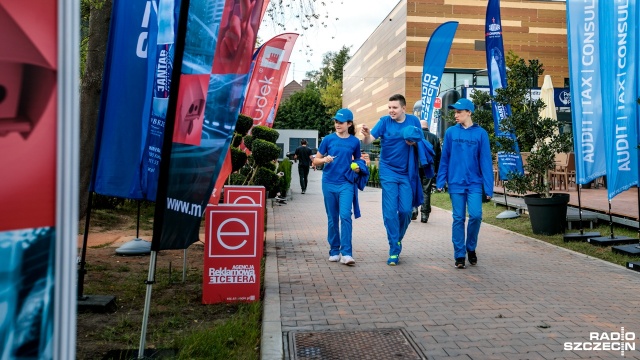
288;328;426;360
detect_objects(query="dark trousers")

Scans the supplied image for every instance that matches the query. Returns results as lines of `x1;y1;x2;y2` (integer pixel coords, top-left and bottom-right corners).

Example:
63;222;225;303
298;165;310;191
420;177;435;215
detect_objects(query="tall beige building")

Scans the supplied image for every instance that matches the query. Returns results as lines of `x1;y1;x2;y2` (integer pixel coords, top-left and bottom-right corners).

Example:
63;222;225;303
343;0;568;131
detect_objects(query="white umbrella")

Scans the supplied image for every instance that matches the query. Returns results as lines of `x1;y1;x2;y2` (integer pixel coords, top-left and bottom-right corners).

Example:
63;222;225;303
539;75;557;120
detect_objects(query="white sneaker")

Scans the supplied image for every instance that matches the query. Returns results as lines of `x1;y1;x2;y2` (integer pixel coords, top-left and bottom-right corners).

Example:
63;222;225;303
328;255;340;262
340;255;355;266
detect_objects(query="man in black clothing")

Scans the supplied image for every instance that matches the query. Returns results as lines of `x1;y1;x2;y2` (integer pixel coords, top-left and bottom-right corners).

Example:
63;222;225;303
294;139;313;194
412;120;441;223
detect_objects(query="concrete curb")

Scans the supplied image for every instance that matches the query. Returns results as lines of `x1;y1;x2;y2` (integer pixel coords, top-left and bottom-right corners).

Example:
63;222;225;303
260;202;283;360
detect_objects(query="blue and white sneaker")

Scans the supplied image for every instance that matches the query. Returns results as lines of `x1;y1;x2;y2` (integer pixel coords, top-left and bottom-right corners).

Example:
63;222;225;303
387;255;399;266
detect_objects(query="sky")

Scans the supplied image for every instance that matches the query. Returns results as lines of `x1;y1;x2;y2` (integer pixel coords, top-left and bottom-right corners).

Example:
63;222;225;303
257;0;399;85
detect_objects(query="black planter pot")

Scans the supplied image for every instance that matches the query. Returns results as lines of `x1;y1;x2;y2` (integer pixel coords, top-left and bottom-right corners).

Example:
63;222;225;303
523;193;570;235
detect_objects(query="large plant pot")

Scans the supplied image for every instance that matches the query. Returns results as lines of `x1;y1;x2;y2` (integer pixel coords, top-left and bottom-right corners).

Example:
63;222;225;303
523;193;570;235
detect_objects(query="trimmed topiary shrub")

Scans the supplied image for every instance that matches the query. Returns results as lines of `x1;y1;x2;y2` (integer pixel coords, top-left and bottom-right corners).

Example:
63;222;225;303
251;125;279;143
251;139;280;166
253;167;279;193
230;147;248;172
235;114;254;136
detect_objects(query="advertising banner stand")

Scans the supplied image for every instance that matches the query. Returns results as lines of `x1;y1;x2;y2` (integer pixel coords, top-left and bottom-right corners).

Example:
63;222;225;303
203;203;264;303
223;185;266;257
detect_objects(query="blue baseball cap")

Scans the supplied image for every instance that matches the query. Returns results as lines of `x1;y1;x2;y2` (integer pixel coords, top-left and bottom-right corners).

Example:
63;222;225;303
333;108;354;122
448;98;475;113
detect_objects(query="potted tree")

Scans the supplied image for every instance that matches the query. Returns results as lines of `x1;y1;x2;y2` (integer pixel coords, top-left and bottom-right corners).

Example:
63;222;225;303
492;57;573;235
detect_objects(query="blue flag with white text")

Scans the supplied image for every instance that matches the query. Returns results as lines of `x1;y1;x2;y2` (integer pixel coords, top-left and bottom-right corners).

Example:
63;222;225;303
485;0;523;180
420;21;458;128
91;0;156;199
598;0;638;200
566;0;606;185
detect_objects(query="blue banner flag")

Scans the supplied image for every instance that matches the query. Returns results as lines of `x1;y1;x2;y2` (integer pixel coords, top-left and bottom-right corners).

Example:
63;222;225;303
566;0;607;185
137;0;180;201
485;0;524;180
91;0;156;199
420;21;458;128
598;0;638;200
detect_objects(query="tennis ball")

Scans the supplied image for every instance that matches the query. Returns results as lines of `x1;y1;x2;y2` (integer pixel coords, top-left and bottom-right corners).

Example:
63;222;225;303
350;162;358;170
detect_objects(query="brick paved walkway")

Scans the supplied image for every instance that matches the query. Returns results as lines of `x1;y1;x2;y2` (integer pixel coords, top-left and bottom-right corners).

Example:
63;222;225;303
262;169;640;360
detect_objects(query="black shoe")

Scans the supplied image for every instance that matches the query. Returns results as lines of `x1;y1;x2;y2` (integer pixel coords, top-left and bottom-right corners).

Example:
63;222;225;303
455;258;466;269
421;214;429;223
411;209;418;220
301;190;305;194
467;251;477;265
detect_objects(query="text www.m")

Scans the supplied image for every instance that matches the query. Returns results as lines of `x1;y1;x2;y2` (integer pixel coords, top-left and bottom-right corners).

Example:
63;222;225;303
167;198;202;217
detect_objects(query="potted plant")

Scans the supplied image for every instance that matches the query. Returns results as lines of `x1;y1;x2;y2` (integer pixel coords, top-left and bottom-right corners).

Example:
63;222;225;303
491;57;573;235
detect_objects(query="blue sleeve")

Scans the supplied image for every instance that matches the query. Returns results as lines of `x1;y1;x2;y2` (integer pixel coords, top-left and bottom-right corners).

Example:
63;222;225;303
436;130;451;189
480;130;494;197
371;118;385;139
318;136;329;155
353;137;362;159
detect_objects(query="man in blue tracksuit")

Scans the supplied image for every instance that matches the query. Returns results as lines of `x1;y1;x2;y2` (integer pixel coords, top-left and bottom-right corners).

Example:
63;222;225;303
361;94;422;266
436;98;493;269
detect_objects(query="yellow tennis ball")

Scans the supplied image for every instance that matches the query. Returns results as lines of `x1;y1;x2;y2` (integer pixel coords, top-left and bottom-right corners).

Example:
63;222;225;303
350;162;358;170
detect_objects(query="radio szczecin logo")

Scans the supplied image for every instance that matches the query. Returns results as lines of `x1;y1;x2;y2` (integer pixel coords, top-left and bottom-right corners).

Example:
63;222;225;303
564;328;636;357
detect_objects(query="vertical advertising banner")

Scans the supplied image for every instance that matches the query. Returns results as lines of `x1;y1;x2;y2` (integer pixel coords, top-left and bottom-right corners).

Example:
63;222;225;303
485;0;524;180
598;0;638;200
139;0;181;201
91;0;156;199
154;0;269;251
566;0;607;185
203;205;263;303
0;1;78;358
241;33;298;127
419;21;458;129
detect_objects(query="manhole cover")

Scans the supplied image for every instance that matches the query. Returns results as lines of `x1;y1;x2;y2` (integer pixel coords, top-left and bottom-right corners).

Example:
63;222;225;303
288;328;425;359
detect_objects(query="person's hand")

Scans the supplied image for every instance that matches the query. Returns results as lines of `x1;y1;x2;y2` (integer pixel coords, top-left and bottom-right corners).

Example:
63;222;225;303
360;124;370;137
405;140;416;146
324;155;334;164
437;188;444;192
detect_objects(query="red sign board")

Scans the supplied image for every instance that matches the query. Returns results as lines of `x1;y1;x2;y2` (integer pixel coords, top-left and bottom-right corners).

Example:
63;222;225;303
434;97;442;109
224;185;266;206
224;185;265;258
203;204;264;303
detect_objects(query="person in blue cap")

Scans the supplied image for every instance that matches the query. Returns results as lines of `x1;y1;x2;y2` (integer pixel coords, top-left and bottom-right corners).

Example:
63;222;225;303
436;98;493;269
361;94;423;266
313;108;363;266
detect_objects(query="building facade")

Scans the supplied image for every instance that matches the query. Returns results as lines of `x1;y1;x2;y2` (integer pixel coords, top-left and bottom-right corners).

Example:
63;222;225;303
343;0;568;131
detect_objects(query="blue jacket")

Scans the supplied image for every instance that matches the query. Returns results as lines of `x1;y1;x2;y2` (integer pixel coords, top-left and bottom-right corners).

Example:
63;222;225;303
436;123;493;197
402;126;436;207
345;158;370;218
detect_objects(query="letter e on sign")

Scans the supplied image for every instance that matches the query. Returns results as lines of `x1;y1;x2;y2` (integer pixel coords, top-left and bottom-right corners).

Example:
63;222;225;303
208;209;258;258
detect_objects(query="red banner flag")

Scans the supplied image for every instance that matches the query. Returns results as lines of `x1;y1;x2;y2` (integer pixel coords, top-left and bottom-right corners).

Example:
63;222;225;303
241;33;298;127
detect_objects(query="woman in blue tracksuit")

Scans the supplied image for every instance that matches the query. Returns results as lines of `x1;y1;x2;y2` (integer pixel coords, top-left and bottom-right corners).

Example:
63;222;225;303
436;98;493;269
313;108;362;266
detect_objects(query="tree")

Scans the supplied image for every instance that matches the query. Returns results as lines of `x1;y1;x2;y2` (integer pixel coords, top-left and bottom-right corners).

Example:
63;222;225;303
79;0;111;218
306;45;351;88
495;57;573;198
273;84;331;136
319;75;343;120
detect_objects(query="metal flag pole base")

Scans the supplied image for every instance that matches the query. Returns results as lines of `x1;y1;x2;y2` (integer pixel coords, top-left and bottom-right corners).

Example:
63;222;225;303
587;201;636;246
626;261;640;272
563;185;600;242
496;190;519;219
77;295;117;313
